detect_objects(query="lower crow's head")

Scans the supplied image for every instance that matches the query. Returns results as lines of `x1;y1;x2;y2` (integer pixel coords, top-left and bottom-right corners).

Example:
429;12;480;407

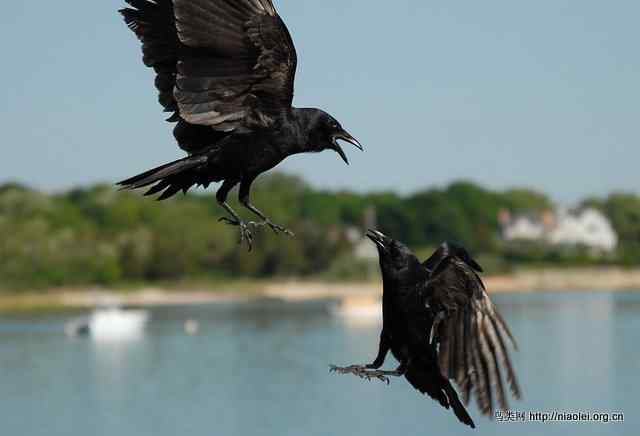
305;109;362;164
366;229;424;282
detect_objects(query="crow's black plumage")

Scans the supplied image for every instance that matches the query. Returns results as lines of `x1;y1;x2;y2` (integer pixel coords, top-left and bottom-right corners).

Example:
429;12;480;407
331;230;521;429
117;0;362;248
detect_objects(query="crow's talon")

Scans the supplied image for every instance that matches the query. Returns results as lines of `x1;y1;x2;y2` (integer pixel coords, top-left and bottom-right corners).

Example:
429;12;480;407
239;223;253;251
219;216;240;226
248;219;294;236
219;217;253;250
218;216;291;249
268;222;294;236
329;364;363;375
330;364;394;385
329;365;343;373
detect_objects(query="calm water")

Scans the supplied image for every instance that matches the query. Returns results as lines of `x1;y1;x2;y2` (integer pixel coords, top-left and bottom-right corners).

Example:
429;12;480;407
1;291;637;436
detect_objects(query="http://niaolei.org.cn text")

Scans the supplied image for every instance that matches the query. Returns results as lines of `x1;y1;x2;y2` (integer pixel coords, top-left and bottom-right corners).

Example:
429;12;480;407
496;410;624;424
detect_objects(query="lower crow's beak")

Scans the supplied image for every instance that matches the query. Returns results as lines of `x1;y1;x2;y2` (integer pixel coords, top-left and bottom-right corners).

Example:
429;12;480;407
332;129;363;165
366;229;390;251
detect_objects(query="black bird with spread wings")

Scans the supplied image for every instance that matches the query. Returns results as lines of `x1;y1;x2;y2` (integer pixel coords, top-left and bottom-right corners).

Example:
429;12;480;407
117;0;362;248
331;230;521;428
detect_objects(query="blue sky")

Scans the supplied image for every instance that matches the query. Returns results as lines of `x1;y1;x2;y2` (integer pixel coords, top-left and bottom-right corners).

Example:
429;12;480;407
1;1;638;203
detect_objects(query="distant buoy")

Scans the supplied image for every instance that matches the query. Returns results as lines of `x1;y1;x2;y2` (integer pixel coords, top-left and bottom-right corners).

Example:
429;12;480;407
184;319;200;335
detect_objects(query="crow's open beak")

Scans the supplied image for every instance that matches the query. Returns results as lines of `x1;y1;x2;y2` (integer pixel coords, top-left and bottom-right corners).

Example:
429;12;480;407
331;143;350;165
366;229;390;251
332;129;363;165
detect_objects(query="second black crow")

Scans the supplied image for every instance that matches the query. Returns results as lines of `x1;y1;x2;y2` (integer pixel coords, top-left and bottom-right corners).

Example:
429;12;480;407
331;230;521;428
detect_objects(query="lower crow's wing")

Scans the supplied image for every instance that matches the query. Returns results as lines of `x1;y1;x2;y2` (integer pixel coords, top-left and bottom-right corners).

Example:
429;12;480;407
423;242;483;274
422;251;521;417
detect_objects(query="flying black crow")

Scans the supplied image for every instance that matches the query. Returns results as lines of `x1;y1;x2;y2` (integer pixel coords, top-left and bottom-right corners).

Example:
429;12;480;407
117;0;362;249
331;230;521;428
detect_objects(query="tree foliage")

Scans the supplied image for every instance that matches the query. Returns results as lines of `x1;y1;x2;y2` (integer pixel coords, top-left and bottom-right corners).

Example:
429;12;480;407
583;193;640;265
0;175;636;291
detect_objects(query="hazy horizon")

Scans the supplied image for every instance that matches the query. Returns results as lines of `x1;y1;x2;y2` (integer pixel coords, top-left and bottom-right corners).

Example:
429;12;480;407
2;1;638;204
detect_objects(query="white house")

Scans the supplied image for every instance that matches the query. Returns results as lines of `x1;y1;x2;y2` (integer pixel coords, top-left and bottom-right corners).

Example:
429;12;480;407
500;208;618;253
501;214;546;241
548;209;618;252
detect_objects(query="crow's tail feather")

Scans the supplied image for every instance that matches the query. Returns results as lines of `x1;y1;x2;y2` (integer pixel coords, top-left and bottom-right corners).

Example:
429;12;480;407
405;364;476;429
444;381;476;429
118;154;208;200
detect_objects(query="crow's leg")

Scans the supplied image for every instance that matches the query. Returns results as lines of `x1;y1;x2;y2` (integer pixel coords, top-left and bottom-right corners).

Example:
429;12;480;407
330;331;395;382
238;179;294;236
243;201;295;236
216;179;254;250
370;330;391;368
329;362;407;385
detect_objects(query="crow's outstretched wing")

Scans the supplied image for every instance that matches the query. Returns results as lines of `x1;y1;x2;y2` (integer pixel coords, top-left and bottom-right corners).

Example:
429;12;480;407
422;246;521;417
121;0;297;133
173;0;297;132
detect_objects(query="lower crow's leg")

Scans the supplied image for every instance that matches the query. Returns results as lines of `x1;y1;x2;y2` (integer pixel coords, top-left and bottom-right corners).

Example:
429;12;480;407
329;362;407;385
216;180;255;250
239;181;294;236
330;332;398;383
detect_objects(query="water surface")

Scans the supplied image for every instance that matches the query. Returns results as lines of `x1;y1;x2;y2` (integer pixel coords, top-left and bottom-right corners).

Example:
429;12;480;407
0;290;636;435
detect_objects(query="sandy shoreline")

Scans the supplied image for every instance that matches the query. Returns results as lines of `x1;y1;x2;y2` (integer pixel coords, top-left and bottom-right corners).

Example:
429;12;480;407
1;267;639;312
265;267;640;301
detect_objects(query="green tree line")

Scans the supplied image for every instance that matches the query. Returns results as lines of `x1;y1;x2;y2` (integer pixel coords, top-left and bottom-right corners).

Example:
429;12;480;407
0;174;637;291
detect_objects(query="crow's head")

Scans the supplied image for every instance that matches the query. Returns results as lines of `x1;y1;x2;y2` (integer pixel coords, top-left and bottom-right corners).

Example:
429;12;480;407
366;229;425;283
305;109;362;164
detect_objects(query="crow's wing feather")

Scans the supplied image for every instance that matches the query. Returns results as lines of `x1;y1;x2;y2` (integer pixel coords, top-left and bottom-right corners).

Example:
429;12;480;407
120;0;180;119
173;0;297;132
423;254;520;417
423;242;483;274
120;0;233;153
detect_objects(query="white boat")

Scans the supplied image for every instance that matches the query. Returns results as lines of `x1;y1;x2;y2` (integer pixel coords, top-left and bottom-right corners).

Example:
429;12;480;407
65;307;149;340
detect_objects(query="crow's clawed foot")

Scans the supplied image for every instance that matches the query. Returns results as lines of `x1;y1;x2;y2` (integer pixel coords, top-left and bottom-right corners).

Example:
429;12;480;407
218;216;293;250
248;219;294;236
329;364;390;385
267;221;294;236
218;217;254;250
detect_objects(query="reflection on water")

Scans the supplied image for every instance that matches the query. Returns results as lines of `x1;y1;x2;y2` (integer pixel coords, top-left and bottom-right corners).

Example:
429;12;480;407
0;291;636;436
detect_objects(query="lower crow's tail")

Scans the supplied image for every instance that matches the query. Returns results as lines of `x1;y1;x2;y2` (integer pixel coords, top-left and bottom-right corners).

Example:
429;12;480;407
117;154;208;200
444;381;476;429
405;364;476;429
